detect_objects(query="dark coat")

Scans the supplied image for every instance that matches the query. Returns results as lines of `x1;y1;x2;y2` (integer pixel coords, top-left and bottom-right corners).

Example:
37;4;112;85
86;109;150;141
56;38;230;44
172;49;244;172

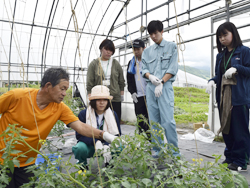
210;45;250;107
75;109;121;146
127;60;137;95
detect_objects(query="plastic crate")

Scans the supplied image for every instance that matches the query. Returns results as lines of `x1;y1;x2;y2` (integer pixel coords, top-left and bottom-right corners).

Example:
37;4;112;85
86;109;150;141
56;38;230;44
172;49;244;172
35;153;61;173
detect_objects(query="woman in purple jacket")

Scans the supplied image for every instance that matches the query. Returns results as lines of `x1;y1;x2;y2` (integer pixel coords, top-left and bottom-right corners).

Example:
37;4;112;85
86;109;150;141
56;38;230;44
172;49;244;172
206;22;250;171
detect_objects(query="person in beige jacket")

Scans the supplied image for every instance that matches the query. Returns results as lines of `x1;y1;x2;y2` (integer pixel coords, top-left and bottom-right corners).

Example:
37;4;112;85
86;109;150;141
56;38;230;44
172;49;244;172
87;39;125;122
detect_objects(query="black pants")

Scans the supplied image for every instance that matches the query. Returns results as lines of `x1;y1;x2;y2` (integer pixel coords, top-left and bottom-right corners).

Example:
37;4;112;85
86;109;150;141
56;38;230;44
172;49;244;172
5;166;35;188
134;96;150;139
111;101;121;122
222;104;250;168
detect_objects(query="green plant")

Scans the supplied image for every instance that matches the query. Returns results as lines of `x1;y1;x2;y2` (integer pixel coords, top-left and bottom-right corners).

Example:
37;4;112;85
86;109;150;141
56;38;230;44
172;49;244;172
0;121;248;188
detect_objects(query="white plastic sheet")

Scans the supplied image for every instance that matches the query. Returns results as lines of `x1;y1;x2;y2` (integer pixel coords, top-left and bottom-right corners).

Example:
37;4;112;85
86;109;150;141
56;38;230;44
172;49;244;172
180;128;215;143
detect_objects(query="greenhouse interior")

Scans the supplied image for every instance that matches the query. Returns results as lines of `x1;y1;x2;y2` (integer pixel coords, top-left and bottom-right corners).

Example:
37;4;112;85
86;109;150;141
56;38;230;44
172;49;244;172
0;0;250;187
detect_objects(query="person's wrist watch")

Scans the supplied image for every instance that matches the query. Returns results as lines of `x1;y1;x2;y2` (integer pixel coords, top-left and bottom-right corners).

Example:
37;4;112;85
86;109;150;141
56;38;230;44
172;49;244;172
99;131;104;140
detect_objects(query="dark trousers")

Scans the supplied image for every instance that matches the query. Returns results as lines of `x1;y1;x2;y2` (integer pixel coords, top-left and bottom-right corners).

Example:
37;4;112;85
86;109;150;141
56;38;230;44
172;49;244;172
111;101;121;122
222;105;250;168
5;166;35;188
134;96;150;139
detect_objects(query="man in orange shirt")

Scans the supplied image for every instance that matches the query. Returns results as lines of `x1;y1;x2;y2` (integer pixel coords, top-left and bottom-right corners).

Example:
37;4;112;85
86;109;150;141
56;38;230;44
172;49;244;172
0;68;117;187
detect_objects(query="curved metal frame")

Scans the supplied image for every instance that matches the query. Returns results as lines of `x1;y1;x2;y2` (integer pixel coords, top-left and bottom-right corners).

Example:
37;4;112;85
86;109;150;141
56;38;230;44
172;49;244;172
43;0;60;69
59;0;79;66
72;0;97;86
40;0;56;80
8;0;17;91
27;0;39;80
86;0;112;65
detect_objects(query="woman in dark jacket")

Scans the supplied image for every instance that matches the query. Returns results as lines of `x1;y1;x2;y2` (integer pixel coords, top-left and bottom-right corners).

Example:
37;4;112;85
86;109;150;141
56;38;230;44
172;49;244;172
206;22;250;171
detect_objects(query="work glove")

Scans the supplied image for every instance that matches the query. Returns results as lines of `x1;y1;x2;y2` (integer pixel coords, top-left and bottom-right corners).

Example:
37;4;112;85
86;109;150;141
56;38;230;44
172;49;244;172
95;140;103;151
131;93;138;103
103;132;117;144
103;145;112;164
205;80;215;94
225;67;237;79
121;95;124;102
149;75;161;86
155;82;163;98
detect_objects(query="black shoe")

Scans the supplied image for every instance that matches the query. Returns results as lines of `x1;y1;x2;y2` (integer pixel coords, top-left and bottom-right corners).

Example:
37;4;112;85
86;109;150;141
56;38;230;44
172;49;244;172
227;163;247;172
222;160;232;165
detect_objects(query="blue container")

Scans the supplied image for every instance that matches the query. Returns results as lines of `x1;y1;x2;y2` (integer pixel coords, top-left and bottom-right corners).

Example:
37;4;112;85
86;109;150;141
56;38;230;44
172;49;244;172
35;153;61;173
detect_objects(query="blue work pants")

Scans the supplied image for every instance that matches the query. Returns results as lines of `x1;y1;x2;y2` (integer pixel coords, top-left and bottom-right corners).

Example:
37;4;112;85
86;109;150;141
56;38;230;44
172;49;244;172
146;82;179;156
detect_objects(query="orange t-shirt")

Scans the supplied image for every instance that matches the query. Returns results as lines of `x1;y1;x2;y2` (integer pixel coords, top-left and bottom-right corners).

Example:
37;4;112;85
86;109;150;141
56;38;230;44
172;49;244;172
0;88;79;167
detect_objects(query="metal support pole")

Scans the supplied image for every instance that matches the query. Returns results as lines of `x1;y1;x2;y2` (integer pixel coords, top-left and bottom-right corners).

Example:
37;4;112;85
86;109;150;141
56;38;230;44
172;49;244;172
8;0;17;91
211;18;215;133
141;0;143;39
124;6;127;68
188;0;191;22
226;0;230;21
146;0;148;37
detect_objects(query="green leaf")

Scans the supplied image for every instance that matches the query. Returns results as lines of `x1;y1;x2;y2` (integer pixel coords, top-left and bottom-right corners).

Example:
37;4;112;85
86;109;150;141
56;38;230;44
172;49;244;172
144;169;151;179
133;155;143;163
137;163;143;176
0;174;10;184
116;168;124;175
55;173;64;180
47;178;55;187
234;174;248;188
224;181;234;188
121;181;131;188
222;176;229;184
12;159;20;167
1;153;8;159
175;178;182;185
25;157;35;164
10;150;22;154
8;161;14;174
142;178;151;186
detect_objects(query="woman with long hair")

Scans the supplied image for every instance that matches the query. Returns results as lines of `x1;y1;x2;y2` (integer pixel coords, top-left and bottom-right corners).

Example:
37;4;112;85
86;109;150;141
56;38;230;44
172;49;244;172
206;22;250;171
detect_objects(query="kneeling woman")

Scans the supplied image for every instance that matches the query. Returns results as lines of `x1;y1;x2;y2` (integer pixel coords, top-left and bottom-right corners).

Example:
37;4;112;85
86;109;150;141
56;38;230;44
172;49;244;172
72;85;121;168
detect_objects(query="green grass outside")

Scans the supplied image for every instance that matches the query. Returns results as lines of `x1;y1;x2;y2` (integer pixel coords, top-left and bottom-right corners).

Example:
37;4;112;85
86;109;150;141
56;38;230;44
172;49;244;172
174;86;209;124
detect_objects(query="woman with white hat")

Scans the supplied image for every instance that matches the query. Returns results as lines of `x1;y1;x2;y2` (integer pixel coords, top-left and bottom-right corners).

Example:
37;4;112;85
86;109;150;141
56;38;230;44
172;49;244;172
72;85;121;168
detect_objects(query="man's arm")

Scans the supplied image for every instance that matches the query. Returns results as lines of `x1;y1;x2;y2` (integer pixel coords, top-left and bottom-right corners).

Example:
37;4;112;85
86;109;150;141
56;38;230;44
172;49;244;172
144;72;150;79
69;120;104;140
68;120;117;144
161;73;173;83
162;43;178;80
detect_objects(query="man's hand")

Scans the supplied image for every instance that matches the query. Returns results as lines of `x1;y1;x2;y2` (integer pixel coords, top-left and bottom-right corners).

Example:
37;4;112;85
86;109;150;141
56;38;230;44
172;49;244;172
131;93;138;103
103;132;117;144
103;145;112;163
95;140;103;150
149;75;161;86
155;82;163;97
206;80;216;94
225;67;237;79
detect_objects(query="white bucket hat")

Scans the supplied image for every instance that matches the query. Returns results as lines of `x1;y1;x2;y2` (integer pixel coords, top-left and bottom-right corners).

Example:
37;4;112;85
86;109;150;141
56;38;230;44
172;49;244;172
89;85;113;101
